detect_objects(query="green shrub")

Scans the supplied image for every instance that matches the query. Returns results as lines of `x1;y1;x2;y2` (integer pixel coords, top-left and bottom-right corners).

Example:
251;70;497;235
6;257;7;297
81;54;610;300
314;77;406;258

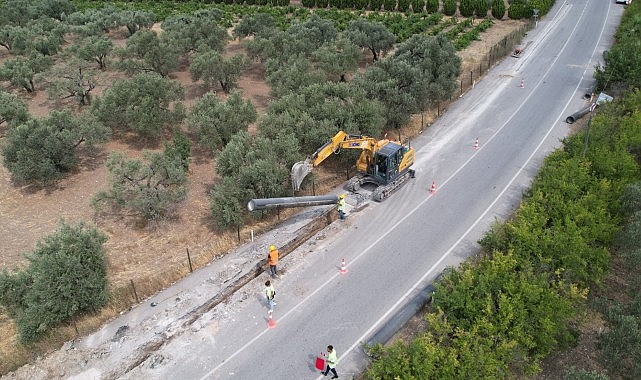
459;0;474;17
492;0;506;19
508;0;529;19
443;0;457;15
473;0;489;17
411;0;424;12
426;0;438;12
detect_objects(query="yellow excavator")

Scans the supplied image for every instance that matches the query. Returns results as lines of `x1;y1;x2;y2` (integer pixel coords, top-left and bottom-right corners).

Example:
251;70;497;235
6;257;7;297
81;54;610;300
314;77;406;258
291;131;415;201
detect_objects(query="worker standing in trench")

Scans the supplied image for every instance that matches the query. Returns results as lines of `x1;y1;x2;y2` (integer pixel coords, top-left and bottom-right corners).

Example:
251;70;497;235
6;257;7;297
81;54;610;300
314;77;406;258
337;194;346;220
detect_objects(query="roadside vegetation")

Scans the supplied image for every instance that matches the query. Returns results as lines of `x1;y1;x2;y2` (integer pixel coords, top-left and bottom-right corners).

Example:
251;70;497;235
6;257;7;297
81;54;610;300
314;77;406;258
0;0;546;374
365;2;641;379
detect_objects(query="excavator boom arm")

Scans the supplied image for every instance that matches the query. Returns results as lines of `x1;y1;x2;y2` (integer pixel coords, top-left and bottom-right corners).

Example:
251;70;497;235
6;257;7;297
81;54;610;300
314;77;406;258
309;131;376;167
292;131;378;191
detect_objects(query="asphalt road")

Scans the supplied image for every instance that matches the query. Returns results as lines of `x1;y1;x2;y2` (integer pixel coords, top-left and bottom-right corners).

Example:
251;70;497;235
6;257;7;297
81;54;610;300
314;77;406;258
120;1;624;379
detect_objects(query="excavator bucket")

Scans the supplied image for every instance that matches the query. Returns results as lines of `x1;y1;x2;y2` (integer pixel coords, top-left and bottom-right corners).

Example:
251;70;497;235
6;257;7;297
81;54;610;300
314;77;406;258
291;158;312;191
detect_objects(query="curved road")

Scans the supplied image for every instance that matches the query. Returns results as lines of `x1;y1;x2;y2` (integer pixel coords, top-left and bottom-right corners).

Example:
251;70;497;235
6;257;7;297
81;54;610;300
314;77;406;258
124;1;623;379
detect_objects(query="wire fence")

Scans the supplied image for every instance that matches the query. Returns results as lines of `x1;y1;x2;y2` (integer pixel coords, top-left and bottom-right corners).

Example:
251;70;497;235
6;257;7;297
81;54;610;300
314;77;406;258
430;20;533;119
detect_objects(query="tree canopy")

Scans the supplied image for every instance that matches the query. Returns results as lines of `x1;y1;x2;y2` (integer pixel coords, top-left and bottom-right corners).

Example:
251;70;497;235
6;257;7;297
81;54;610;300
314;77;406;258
190;49;251;93
91;72;185;139
115;29;181;77
47;58;97;106
343;19;395;62
187;90;257;151
2;109;110;184
92;147;189;224
0;219;108;344
161;9;229;54
0;52;53;93
0;90;30;128
69;35;113;70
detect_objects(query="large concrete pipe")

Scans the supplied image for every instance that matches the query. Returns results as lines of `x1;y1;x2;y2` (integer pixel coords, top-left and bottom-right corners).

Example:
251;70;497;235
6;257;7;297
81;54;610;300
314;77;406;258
565;105;591;124
247;195;339;211
584;84;596;100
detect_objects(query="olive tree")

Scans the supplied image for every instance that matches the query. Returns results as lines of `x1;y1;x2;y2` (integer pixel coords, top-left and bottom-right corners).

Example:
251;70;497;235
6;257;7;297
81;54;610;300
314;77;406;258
35;0;76;21
209;176;246;232
0;0;37;26
161;9;229;54
211;131;295;233
189;49;251;93
0;52;53;93
63;5;122;35
354;58;426;130
2;109;110;184
260;81;384;149
0;25;29;54
120;9;155;36
394;33;461;112
286;14;338;57
0;219;108;344
47;58;97;106
245;15;338;64
265;55;327;98
233;12;277;39
92;149;188;224
0;18;66;55
25;18;67;56
91;72;185;139
343;19;395;62
0;91;30;129
187;90;257;151
116;30;181;77
69;35;113;70
310;38;361;83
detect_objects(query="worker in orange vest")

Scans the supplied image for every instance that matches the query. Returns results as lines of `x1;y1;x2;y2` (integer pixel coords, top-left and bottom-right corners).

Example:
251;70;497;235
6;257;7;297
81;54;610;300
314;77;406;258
268;245;279;278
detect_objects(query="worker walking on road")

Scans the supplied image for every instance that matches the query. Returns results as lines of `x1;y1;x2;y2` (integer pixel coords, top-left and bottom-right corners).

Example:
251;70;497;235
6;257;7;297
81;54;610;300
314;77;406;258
264;280;276;311
322;345;338;378
268;245;279;278
337;194;346;220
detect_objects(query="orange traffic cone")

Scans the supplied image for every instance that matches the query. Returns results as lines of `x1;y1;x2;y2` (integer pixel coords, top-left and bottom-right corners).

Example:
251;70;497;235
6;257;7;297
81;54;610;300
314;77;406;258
267;310;277;329
473;138;479;149
520;78;524;88
430;181;437;194
340;258;349;274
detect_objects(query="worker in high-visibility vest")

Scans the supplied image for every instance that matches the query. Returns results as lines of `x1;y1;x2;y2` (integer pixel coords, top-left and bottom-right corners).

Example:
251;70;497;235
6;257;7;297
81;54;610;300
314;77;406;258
264;280;276;311
321;345;338;378
337;194;346;219
268;245;279;278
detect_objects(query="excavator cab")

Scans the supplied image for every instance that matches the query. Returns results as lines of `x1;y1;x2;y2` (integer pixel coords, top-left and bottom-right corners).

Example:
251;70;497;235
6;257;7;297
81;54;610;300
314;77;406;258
366;142;405;185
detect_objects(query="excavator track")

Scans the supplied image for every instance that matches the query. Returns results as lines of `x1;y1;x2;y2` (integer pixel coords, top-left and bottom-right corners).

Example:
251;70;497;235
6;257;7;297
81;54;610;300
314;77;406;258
345;170;415;202
371;169;415;202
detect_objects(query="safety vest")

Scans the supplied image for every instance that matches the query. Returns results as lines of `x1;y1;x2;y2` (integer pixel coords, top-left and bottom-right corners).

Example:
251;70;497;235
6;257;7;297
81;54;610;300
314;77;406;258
326;349;337;368
265;285;275;300
269;249;279;266
337;198;346;211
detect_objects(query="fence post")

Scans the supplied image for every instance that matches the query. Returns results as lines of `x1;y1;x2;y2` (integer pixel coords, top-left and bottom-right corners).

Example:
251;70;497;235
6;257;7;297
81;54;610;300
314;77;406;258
186;247;193;273
130;279;140;303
